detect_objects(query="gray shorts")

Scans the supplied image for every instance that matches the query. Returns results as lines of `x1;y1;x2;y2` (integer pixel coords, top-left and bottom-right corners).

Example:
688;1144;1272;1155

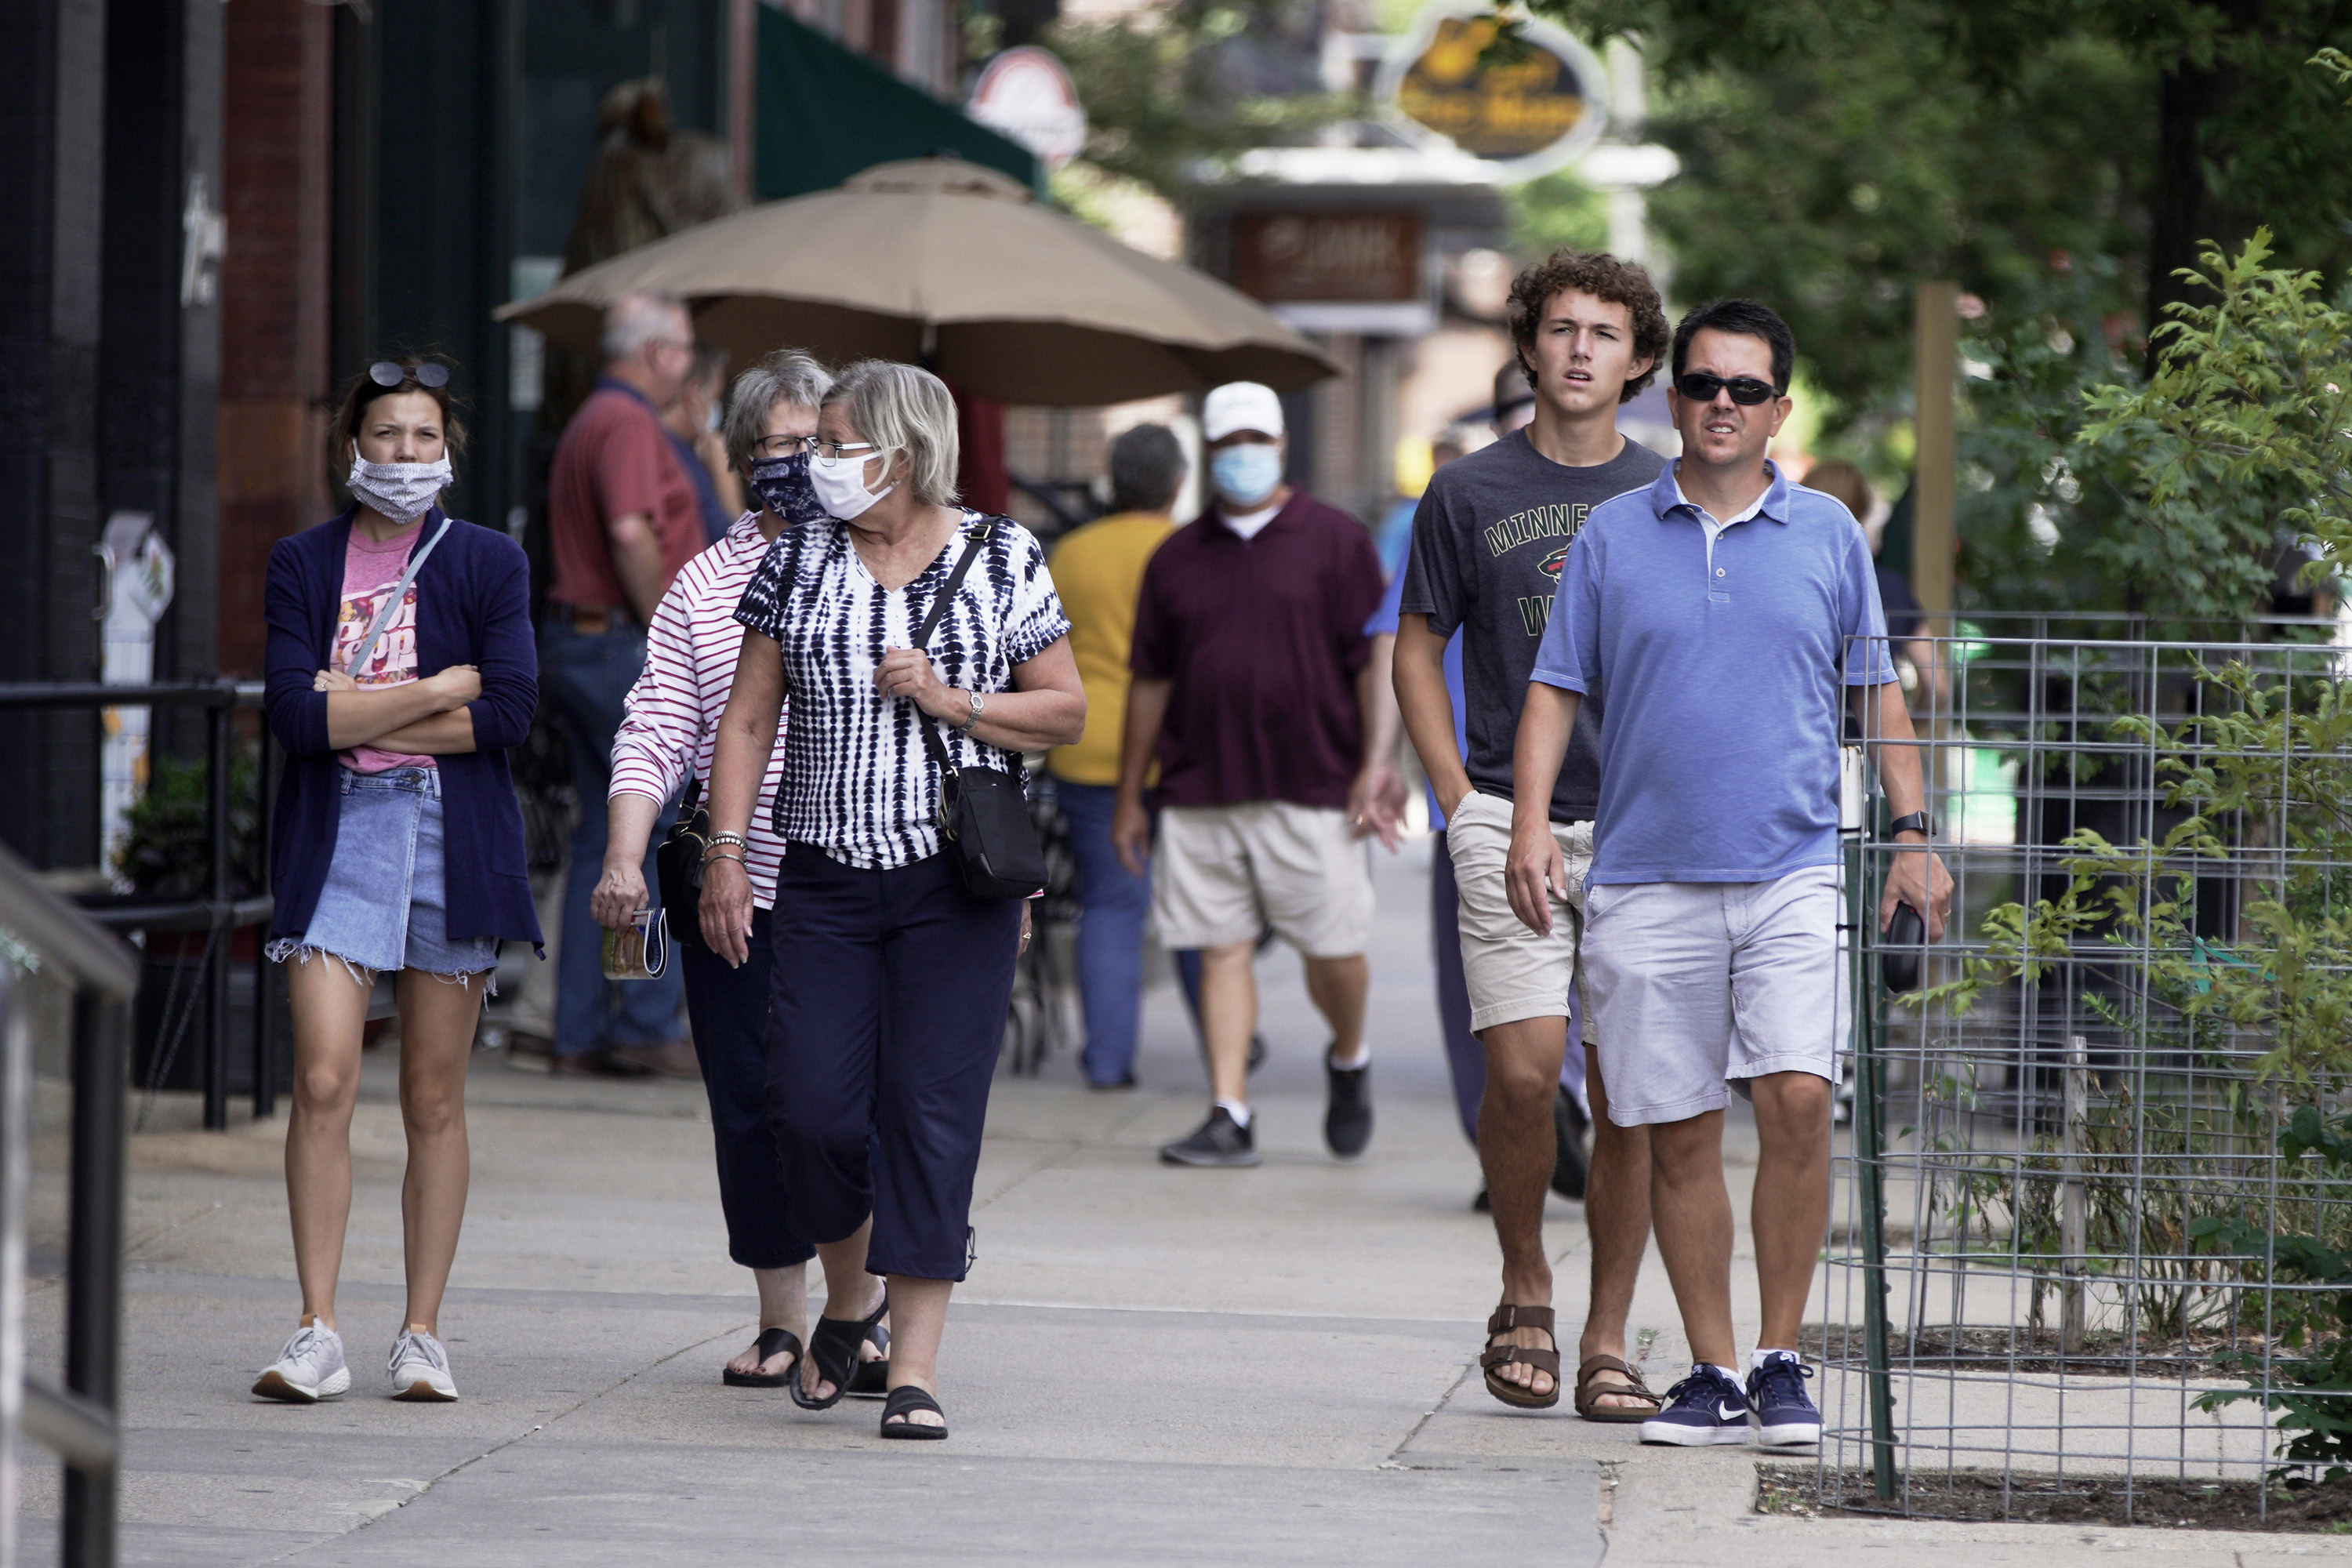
1583;865;1845;1127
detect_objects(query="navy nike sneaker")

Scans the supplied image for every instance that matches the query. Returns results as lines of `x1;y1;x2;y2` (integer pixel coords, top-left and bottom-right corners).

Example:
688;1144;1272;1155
1746;1351;1821;1446
1639;1363;1751;1446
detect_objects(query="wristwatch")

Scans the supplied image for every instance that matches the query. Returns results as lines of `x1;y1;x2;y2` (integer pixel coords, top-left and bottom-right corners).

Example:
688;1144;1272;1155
952;689;985;735
1887;811;1933;838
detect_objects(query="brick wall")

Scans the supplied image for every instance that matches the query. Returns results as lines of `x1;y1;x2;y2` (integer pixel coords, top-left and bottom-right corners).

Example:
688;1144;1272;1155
216;0;332;677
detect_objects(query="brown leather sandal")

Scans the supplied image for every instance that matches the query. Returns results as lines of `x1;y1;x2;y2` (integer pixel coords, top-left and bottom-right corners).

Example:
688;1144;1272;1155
1480;1304;1563;1410
1573;1355;1662;1423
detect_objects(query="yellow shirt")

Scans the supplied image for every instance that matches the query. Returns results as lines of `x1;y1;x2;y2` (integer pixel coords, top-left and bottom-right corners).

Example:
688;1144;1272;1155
1046;511;1178;786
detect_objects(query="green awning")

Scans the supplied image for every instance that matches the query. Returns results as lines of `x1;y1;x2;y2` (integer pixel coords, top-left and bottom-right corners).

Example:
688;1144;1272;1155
755;9;1040;201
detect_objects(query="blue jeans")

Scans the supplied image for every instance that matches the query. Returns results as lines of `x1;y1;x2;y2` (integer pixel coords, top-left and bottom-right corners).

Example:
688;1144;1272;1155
1057;781;1210;1080
1057;780;1157;1085
539;613;684;1054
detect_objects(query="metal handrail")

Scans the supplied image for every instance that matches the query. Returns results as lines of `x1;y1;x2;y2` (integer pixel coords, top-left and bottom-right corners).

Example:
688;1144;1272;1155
0;680;278;1131
0;841;136;1566
1004;470;1099;537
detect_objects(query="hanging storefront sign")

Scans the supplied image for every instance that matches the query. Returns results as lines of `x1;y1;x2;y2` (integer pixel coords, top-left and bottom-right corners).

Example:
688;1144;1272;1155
1377;4;1609;181
1229;210;1430;336
967;47;1088;171
1231;212;1421;303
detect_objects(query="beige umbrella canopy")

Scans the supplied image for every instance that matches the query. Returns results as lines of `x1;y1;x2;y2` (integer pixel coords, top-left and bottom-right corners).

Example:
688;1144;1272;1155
498;158;1340;407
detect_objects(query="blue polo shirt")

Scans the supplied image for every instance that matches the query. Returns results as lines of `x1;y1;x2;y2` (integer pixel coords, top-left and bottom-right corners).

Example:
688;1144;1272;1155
1530;459;1891;884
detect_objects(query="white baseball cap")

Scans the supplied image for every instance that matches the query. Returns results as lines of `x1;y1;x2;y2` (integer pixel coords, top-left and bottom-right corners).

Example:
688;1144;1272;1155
1202;382;1286;443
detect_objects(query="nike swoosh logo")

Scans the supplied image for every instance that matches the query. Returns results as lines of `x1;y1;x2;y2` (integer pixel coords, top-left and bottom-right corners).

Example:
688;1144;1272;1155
1717;1402;1749;1421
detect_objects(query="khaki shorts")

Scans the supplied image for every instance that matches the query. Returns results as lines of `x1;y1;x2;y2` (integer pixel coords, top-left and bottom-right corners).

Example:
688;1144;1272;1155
1152;801;1374;958
1443;790;1596;1040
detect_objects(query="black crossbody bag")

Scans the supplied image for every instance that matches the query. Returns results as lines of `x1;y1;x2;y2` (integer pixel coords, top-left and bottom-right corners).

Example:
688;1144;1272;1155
914;522;1047;900
654;777;710;949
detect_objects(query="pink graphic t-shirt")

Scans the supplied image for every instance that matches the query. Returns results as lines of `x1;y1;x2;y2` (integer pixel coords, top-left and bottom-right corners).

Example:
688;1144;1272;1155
335;524;436;772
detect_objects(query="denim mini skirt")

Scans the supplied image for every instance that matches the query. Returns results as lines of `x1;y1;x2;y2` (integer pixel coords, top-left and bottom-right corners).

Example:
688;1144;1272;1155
271;767;500;979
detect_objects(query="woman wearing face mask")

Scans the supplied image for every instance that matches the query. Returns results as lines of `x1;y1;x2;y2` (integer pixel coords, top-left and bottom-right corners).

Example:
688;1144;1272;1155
590;350;889;1402
705;360;1084;1439
252;358;541;1406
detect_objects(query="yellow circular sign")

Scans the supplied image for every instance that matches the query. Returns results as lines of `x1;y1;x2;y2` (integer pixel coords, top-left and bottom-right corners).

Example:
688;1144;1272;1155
1382;7;1608;179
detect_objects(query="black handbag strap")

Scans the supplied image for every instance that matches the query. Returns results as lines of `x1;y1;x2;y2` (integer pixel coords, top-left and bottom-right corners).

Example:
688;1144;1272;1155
913;521;998;786
913;519;995;648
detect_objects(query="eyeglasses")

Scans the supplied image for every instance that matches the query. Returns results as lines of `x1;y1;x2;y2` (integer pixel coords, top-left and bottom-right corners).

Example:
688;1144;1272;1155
370;360;450;389
807;440;878;462
750;434;822;459
1674;372;1778;405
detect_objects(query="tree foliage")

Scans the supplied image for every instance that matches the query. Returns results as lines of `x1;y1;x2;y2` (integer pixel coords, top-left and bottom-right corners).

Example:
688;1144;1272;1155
1530;0;2352;428
2079;228;2352;583
1047;2;1358;202
1953;229;2350;623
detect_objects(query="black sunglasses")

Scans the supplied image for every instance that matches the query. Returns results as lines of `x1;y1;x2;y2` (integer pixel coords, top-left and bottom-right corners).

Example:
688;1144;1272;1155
370;360;450;390
1674;372;1778;405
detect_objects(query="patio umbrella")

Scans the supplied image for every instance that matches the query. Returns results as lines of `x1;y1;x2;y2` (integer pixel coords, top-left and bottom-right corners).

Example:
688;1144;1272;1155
497;158;1340;406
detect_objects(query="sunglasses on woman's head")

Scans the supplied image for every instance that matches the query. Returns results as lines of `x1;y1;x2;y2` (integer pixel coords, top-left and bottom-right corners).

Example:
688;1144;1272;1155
1674;372;1778;405
370;361;450;390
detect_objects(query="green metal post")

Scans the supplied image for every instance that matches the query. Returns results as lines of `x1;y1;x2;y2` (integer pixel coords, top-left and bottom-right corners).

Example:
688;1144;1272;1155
1848;826;1900;1499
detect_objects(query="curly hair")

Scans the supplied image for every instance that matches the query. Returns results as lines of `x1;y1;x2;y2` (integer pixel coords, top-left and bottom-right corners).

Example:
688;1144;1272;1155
1504;249;1669;405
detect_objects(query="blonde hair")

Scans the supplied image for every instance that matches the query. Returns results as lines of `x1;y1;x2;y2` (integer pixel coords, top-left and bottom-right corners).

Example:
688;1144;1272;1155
823;360;961;508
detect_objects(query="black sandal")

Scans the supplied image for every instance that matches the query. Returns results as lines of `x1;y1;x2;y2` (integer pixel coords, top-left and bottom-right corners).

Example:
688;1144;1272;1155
721;1327;804;1388
790;1294;888;1411
878;1384;947;1440
846;1314;891;1399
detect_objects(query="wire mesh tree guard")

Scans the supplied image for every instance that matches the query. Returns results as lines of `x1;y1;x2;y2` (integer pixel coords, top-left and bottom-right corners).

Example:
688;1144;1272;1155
1817;619;2352;1524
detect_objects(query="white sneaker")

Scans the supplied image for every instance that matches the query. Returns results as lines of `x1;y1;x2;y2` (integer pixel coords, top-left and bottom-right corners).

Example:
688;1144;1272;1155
387;1327;459;1402
252;1323;350;1403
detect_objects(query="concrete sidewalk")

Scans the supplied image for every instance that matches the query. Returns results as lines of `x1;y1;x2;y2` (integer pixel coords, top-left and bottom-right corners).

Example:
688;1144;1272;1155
14;840;2343;1565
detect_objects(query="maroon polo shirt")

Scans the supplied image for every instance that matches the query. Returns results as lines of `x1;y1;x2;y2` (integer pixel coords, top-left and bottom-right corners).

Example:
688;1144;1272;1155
1129;490;1385;810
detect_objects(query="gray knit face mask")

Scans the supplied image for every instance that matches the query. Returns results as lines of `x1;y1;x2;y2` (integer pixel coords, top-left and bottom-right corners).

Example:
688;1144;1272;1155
348;456;452;524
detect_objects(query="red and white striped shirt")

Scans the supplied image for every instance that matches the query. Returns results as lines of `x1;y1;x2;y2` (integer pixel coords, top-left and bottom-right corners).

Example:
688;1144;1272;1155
612;511;789;907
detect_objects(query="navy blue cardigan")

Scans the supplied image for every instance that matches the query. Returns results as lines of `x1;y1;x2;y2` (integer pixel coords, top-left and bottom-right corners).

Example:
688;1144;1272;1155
263;506;543;946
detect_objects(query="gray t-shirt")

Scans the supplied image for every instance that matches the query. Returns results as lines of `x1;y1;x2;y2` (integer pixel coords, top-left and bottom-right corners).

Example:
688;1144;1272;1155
1398;430;1665;822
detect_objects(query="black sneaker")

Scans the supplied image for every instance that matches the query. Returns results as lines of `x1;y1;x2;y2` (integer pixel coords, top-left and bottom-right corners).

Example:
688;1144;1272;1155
1551;1086;1589;1200
1324;1047;1373;1158
1160;1106;1261;1167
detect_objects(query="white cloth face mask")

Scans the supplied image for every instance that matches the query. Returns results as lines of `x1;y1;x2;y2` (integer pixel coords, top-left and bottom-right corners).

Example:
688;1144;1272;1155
809;450;895;521
348;456;453;524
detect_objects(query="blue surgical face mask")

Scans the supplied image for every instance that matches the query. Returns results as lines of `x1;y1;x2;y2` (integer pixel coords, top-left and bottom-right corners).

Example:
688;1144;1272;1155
746;451;828;528
1210;442;1283;507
